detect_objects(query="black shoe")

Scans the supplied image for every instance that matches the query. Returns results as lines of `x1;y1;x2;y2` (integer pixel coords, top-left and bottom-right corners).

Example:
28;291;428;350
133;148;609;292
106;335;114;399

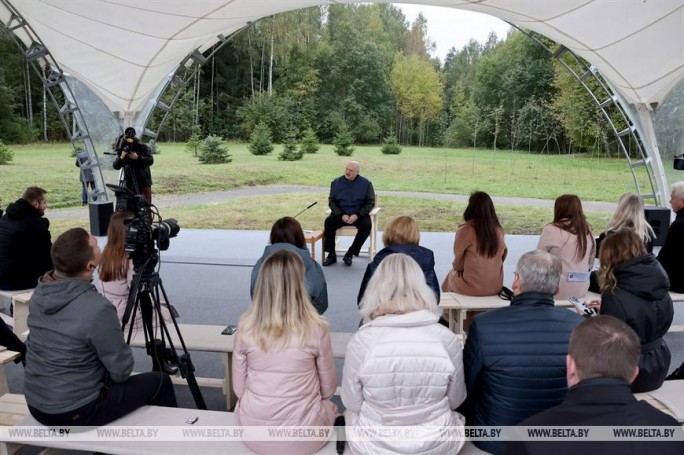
343;254;353;266
323;254;337;266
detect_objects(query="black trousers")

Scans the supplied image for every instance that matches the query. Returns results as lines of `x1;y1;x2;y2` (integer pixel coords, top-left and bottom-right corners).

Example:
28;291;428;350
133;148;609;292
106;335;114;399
28;372;177;427
323;214;372;257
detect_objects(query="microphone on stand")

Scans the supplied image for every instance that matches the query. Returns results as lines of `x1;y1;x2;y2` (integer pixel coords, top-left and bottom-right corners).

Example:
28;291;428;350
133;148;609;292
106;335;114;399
293;201;318;219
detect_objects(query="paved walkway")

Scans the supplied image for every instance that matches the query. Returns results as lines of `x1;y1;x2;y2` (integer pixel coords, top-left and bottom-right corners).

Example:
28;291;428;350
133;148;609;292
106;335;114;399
49;185;617;220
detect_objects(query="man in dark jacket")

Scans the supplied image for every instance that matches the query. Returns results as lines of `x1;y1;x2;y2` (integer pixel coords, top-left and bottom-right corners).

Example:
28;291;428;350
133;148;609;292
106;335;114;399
461;249;583;455
505;315;684;455
657;181;684;292
75;150;95;205
0;187;53;290
323;161;375;267
24;228;176;426
113;127;154;204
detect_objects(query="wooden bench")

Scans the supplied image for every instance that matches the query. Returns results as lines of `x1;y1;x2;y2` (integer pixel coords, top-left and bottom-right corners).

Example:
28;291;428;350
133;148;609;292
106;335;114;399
634;379;684;423
0;289;33;313
0;394;341;455
439;291;602;335
128;325;354;411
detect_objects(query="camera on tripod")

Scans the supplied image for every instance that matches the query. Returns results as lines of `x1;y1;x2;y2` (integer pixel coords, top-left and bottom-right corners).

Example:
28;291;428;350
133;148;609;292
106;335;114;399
105;184;180;270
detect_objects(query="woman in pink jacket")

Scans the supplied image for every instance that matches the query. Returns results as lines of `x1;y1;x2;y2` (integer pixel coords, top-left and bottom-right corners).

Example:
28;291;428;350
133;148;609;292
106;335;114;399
233;249;339;455
537;194;595;299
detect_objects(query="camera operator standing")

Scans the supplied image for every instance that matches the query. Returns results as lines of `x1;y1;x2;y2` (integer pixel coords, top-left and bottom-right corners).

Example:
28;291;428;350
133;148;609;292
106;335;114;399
113;127;153;204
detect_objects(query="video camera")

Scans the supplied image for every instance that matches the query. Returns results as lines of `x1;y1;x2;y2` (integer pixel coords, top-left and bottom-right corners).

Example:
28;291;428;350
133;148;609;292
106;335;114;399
106;184;180;271
115;127;138;154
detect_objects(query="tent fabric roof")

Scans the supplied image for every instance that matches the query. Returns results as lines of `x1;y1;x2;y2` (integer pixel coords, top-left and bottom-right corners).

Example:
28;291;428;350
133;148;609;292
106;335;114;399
4;0;683;115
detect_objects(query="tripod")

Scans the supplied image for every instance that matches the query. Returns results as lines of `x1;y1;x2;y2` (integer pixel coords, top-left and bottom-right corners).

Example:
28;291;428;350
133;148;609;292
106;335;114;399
122;253;207;410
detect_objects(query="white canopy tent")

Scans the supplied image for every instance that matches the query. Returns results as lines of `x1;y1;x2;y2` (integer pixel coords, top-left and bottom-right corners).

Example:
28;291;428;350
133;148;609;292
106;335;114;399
1;0;683;209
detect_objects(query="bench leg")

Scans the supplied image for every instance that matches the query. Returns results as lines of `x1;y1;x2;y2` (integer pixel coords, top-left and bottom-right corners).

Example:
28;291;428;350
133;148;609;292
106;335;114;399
0;366;9;397
456;310;465;336
223;353;237;411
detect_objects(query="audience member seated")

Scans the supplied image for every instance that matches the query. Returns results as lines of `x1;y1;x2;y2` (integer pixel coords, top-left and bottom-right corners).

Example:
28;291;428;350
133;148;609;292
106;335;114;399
589;193;655;292
234;250;338;455
537;194;595;299
98;211;174;330
0;187;53;290
505;315;684;455
343;254;466;455
657;181;684;293
24;228;176;426
251;217;328;314
461;249;583;455
583;229;672;392
357;215;439;304
442;191;508;296
323;161;375;267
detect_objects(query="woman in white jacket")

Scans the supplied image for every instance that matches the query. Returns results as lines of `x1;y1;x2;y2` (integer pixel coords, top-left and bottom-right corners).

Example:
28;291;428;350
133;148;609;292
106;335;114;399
342;254;466;455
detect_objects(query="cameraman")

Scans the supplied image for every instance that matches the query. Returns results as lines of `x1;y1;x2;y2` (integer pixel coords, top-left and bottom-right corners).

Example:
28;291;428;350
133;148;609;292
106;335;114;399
113;127;154;204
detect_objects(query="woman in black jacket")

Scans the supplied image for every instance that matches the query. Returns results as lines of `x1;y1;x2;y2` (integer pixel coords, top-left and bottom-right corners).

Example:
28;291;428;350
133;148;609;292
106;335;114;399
586;229;672;392
357;216;439;304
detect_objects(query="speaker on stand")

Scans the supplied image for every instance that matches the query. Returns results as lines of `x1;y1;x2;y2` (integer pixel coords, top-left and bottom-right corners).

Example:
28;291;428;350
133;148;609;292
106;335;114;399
644;206;671;247
89;201;114;237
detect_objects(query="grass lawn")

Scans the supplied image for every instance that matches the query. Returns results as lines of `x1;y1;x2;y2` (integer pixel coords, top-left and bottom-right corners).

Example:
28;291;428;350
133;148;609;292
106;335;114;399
1;142;632;236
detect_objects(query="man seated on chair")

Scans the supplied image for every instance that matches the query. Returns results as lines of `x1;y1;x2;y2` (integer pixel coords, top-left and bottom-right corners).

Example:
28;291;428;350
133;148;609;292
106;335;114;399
505;315;684;455
323;161;375;267
24;228;176;426
0;186;53;290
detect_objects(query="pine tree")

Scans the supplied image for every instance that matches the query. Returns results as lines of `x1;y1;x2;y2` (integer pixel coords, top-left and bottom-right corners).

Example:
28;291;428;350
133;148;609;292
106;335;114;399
0;140;13;165
300;128;320;154
279;132;304;161
198;135;232;164
249;122;274;155
333;123;355;157
185;132;202;157
381;131;402;155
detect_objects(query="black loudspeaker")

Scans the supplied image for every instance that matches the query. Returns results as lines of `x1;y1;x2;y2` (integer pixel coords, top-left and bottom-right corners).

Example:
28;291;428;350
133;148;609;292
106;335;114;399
89;201;114;237
644;206;671;247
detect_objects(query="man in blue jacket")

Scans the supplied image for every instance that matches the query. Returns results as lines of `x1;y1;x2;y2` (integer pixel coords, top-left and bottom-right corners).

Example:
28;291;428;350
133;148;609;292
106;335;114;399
24;228;176;426
505;315;684;455
461;249;584;454
323;161;375;267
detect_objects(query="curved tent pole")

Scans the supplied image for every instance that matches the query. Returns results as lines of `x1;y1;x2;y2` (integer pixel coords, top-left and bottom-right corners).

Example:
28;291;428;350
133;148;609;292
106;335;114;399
512;25;665;206
0;0;110;205
135;27;247;143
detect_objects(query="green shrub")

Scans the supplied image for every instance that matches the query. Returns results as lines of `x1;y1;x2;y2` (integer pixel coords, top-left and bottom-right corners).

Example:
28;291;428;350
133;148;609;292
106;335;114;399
0;141;14;165
198;135;232;164
279;134;304;161
381;133;402;155
300;128;320;154
333;123;355;157
249;122;274;156
185;132;202;157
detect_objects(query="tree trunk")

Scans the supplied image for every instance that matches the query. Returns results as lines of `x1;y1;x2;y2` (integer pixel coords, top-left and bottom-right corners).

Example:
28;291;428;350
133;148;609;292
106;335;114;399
42;67;47;142
25;60;33;126
268;29;274;97
248;28;255;99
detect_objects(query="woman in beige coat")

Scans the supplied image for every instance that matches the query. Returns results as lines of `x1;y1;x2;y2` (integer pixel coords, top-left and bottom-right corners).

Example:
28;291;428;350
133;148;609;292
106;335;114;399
537;194;595;299
442;191;507;296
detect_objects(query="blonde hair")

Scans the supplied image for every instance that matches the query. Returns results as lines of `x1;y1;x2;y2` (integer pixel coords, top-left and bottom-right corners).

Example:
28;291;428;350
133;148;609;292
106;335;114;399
238;250;328;351
359;254;438;322
383;216;420;246
605;193;654;245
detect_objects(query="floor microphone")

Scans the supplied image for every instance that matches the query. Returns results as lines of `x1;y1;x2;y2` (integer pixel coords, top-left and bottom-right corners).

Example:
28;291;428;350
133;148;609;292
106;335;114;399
293;201;318;219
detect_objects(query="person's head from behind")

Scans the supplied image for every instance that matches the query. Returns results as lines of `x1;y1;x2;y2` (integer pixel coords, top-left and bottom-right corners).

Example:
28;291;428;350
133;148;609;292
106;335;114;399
512;249;562;296
270;216;306;249
99;211;133;282
22;186;47;216
242;249;326;351
598;229;646;293
383;216;420;247
566;315;640;387
606;193;653;242
463;191;502;257
360;253;437;322
670;181;684;212
553;194;587;226
51;228;101;278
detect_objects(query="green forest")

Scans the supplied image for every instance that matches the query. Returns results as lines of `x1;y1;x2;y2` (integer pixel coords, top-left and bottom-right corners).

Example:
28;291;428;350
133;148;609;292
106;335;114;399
0;4;611;154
